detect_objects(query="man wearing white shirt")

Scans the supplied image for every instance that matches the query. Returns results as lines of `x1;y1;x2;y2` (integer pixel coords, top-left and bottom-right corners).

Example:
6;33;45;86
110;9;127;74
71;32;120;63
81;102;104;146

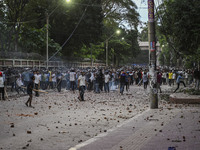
88;71;94;91
104;72;110;93
70;69;76;93
34;71;41;97
0;72;5;100
78;71;87;101
16;75;25;94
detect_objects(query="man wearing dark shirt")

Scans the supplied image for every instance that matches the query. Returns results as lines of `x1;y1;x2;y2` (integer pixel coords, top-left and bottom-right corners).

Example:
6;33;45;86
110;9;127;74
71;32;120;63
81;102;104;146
157;72;162;93
120;71;126;95
26;76;35;107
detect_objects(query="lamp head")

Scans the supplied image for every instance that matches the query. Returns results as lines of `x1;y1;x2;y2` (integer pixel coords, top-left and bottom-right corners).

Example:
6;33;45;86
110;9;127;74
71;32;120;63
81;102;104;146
116;30;121;35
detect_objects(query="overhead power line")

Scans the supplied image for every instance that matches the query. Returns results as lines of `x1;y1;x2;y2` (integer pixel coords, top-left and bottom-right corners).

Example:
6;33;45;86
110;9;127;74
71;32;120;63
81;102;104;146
48;1;92;61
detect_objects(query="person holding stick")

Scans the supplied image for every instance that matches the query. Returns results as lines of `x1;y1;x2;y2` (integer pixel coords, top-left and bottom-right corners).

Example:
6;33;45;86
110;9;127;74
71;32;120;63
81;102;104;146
26;76;35;107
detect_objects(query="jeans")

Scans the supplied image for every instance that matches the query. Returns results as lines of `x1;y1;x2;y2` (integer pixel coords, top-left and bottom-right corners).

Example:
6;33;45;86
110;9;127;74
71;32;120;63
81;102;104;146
174;81;186;93
143;81;148;89
0;87;5;100
57;79;62;92
104;82;109;93
62;80;67;88
35;84;39;96
70;81;76;91
79;86;85;101
120;82;125;94
66;80;70;90
95;83;100;93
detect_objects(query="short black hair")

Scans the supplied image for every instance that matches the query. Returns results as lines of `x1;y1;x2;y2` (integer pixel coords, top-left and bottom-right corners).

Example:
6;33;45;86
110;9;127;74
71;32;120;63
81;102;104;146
30;76;35;80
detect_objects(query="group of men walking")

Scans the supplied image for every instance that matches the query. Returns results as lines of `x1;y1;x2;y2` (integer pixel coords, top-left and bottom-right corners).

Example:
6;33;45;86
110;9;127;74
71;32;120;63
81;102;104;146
0;67;200;106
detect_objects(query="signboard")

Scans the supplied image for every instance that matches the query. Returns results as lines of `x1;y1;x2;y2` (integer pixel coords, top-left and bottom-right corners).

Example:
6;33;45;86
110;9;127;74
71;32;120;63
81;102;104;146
148;0;154;22
150;41;155;52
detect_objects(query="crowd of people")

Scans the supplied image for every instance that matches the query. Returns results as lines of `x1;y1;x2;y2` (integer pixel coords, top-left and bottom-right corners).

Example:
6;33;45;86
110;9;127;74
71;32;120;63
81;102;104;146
0;66;200;104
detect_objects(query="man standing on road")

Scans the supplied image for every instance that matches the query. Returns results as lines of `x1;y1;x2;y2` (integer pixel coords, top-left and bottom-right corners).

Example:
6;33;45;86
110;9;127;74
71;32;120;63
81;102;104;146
142;71;148;89
70;68;76;93
119;70;126;95
0;72;5;100
34;71;41;97
157;71;162;93
56;71;62;92
168;70;173;86
26;76;35;107
78;71;87;101
104;71;110;93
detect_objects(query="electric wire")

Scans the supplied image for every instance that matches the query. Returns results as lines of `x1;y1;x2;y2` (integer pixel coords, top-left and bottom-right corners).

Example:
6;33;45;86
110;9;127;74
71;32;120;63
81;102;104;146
48;0;92;61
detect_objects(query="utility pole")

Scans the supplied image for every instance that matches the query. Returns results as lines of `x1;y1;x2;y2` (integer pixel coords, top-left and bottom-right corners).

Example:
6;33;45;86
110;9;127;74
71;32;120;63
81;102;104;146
106;39;108;67
46;13;49;70
91;48;93;67
148;0;158;109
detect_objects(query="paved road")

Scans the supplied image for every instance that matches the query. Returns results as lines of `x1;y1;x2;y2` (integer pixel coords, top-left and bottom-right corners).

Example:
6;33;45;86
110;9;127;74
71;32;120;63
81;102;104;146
70;105;200;150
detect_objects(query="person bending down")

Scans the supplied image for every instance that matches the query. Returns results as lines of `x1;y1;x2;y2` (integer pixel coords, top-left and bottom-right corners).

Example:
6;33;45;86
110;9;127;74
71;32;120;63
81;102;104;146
174;73;186;93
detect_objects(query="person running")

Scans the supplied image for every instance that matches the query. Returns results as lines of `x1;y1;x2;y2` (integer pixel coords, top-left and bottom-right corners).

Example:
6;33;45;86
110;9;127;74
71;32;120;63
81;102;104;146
174;73;186;93
78;71;87;101
26;76;35;107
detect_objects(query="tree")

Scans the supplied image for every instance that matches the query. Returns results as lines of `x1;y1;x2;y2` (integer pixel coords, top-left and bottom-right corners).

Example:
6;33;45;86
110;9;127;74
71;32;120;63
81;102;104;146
139;23;148;41
0;0;140;66
3;0;29;52
157;0;200;67
102;0;139;30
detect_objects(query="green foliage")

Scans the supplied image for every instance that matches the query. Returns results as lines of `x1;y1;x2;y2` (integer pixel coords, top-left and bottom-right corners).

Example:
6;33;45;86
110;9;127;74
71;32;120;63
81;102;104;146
183;88;200;95
19;25;61;56
102;0;139;30
74;43;104;61
157;0;200;63
139;23;148;41
0;0;140;65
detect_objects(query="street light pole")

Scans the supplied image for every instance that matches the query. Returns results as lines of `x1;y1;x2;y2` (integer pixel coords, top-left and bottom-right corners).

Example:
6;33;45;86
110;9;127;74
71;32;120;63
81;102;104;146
106;39;108;67
46;13;49;69
105;30;120;67
45;0;72;69
148;0;158;109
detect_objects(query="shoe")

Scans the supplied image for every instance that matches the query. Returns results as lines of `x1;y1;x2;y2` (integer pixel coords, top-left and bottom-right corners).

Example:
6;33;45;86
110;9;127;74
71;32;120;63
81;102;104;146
25;102;28;107
78;97;81;101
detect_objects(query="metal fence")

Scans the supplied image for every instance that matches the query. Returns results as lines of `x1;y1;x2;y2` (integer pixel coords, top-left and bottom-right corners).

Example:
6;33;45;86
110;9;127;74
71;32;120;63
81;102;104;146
0;59;105;69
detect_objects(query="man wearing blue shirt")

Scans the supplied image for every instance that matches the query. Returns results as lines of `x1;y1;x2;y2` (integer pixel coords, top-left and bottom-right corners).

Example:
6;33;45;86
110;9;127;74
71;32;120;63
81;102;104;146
174;73;186;93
